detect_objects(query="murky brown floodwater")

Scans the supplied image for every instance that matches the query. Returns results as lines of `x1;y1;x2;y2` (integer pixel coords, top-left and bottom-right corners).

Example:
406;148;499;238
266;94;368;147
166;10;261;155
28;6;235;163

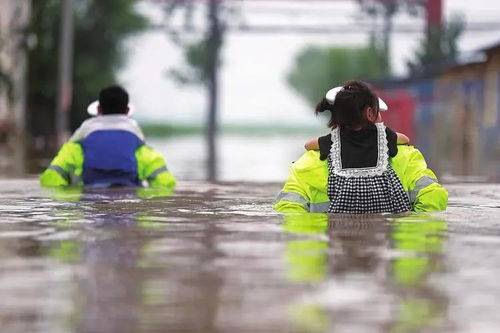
1;179;500;333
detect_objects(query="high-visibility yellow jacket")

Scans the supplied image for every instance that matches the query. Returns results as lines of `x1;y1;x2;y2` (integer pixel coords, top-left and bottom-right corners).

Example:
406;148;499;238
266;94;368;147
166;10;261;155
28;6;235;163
274;145;448;213
40;142;176;190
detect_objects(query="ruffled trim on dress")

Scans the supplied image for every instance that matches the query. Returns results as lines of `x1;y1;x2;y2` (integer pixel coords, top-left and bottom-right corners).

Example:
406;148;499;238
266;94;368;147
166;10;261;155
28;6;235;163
329;122;389;178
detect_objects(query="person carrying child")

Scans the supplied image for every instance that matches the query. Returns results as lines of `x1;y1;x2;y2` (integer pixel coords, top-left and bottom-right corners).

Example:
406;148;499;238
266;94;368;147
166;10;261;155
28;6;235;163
40;85;176;190
274;80;448;214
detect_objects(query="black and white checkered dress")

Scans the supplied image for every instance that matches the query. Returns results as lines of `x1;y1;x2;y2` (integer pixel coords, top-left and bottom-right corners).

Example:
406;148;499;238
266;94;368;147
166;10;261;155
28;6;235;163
327;123;411;214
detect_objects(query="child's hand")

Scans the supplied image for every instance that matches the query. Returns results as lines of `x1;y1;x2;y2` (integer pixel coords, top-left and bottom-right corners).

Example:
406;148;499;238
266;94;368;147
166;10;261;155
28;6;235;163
304;138;320;151
396;132;410;144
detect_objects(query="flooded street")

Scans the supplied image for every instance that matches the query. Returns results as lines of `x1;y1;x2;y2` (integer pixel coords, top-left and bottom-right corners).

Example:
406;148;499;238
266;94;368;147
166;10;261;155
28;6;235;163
0;179;499;332
147;134;319;181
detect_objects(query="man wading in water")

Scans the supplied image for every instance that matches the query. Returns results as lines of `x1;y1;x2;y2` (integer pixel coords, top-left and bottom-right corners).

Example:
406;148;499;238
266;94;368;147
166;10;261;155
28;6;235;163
40;85;176;190
274;80;448;213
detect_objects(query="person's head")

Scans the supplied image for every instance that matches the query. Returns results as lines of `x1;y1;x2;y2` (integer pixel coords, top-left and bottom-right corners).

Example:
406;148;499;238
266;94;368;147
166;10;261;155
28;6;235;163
316;80;380;129
98;85;129;115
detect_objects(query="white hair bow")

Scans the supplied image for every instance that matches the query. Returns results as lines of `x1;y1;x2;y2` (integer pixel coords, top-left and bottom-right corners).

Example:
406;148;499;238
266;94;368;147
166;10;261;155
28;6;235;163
325;86;388;111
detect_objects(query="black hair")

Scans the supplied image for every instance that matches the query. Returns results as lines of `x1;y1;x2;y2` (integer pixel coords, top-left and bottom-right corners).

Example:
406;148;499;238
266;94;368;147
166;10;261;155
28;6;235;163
316;80;379;129
98;85;129;114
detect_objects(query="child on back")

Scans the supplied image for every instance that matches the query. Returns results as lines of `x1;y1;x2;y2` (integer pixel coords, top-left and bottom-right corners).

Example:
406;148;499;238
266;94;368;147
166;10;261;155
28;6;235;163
305;80;411;214
305;86;409;158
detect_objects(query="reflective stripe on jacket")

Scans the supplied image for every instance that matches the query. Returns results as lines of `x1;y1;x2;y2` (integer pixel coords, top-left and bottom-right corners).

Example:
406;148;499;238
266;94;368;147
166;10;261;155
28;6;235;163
40;142;176;190
274;145;448;213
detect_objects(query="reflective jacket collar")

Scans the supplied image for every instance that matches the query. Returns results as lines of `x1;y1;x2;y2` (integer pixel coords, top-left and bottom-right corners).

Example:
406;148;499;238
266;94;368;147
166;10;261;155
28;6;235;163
69;115;145;142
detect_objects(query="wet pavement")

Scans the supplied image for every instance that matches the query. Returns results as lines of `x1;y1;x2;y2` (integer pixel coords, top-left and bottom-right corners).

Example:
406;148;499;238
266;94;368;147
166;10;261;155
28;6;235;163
0;179;500;333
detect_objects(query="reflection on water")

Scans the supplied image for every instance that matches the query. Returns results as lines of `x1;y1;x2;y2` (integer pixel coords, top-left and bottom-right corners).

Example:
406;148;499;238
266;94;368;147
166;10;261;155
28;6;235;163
0;181;500;332
282;213;449;333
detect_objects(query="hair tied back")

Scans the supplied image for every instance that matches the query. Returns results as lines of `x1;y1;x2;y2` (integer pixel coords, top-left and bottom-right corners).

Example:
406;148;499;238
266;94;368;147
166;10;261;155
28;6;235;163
325;85;389;111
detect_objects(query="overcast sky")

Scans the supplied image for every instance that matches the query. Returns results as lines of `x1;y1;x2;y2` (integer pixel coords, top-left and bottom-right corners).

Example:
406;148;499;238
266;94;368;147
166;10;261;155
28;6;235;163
119;0;500;126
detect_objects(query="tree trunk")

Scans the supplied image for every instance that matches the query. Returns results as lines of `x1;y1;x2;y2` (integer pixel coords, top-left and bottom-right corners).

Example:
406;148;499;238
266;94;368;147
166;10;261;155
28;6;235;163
206;0;221;181
56;0;74;146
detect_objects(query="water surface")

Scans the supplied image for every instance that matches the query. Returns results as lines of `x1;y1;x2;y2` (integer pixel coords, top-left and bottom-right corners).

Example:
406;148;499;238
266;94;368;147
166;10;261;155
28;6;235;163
0;180;499;332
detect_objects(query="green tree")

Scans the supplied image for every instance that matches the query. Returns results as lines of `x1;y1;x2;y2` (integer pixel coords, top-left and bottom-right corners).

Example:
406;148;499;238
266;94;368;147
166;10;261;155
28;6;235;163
27;0;148;151
287;44;386;106
0;25;14;100
160;1;230;87
407;15;464;75
355;0;422;75
0;64;13;102
355;1;464;76
169;38;221;86
157;0;231;180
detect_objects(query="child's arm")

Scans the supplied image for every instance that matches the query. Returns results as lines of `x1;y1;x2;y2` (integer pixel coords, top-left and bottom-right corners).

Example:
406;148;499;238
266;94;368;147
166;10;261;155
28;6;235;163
396;132;410;145
304;138;320;151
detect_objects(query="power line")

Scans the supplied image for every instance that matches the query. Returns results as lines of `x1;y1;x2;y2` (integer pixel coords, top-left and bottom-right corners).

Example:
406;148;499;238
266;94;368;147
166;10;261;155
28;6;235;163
151;22;500;34
148;0;353;2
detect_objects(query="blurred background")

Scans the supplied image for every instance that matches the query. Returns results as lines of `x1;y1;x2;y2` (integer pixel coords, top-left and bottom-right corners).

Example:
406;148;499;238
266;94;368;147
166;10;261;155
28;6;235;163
1;0;500;182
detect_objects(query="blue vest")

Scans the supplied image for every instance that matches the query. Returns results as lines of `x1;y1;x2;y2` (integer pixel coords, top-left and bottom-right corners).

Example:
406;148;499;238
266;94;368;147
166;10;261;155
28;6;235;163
80;130;144;187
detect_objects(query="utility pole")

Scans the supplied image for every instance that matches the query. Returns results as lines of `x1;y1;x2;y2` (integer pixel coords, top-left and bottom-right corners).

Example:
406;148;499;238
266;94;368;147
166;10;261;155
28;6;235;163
381;2;396;76
55;0;74;146
425;0;442;31
206;0;221;181
424;0;442;62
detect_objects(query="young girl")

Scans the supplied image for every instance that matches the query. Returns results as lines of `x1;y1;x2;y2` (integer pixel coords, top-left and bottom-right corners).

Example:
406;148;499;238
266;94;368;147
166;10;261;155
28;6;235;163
306;80;411;214
305;88;409;154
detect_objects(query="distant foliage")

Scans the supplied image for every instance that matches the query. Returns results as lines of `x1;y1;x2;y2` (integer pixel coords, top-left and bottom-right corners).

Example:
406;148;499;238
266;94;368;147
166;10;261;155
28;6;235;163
355;0;422;17
407;15;465;75
355;0;423;75
169;38;222;86
0;24;14;100
0;65;13;102
287;45;386;106
27;0;148;143
159;1;230;88
355;0;465;76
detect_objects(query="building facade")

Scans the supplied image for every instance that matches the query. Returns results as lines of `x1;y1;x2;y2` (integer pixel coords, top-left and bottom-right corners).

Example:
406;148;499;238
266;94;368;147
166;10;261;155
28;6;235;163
378;42;500;182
